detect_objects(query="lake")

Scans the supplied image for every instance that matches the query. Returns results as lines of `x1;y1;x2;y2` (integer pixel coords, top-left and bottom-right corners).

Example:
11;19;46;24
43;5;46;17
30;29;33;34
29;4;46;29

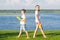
0;11;60;30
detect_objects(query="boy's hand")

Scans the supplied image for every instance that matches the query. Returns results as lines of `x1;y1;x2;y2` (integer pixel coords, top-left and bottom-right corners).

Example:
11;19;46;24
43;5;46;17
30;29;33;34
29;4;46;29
16;16;21;20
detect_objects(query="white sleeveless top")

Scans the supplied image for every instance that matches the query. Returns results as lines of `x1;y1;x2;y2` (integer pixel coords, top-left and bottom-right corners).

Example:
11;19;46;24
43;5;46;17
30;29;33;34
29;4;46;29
35;11;40;23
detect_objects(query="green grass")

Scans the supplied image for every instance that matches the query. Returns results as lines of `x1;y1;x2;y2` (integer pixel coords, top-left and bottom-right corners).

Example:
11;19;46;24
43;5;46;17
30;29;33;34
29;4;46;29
0;30;60;40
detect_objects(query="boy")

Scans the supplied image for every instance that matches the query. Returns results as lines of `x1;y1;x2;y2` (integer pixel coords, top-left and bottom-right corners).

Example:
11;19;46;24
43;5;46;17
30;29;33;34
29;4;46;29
17;9;29;39
33;5;47;38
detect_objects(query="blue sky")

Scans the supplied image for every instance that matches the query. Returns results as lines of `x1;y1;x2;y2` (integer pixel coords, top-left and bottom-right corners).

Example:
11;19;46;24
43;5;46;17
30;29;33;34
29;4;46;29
0;0;60;10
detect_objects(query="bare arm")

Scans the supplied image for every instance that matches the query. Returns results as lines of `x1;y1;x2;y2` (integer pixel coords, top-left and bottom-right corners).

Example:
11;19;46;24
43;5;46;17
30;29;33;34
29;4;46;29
36;14;40;21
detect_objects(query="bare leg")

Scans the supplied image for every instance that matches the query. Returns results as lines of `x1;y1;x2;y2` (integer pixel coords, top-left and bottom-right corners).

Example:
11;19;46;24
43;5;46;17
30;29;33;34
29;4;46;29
25;31;29;39
17;30;22;38
33;24;38;38
39;24;47;38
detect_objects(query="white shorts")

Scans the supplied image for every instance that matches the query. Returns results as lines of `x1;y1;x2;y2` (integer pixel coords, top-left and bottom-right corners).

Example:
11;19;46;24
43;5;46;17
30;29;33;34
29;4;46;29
35;20;39;23
20;24;27;31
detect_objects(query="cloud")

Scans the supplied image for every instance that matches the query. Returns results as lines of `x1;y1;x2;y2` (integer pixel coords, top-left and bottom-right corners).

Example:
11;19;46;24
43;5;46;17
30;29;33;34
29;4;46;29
45;0;60;6
0;0;60;9
6;0;21;6
25;0;33;6
48;0;60;9
39;0;60;9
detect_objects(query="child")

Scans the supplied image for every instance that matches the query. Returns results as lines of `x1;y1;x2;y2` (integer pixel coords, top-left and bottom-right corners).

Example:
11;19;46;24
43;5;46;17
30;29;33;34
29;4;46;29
33;5;47;38
17;9;29;39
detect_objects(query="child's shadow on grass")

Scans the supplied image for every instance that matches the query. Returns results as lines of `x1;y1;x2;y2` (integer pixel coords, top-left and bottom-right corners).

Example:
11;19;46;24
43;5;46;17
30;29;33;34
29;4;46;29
0;31;60;38
37;32;60;37
0;32;31;38
0;32;19;38
47;32;60;36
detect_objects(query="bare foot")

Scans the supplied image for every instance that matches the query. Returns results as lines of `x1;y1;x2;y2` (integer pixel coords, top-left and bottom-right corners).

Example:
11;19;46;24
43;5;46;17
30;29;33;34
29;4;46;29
33;36;36;38
27;37;30;39
43;35;47;38
17;35;20;38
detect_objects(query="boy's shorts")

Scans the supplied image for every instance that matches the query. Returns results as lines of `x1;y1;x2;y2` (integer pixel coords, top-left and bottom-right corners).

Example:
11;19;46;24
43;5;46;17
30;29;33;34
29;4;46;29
20;24;27;31
36;22;42;28
38;23;42;28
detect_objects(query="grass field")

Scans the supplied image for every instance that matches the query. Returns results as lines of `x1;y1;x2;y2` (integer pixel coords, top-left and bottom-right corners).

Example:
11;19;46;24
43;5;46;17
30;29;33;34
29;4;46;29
0;30;60;40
